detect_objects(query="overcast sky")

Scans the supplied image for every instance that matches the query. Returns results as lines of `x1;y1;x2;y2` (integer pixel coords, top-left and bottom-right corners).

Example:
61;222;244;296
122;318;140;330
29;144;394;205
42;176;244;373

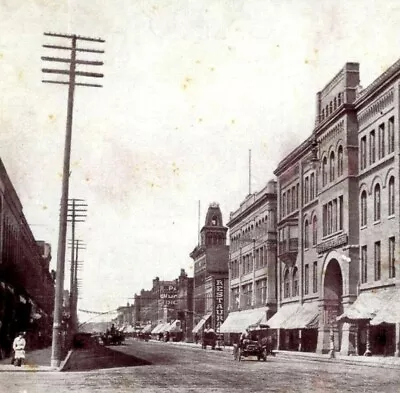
1;0;400;322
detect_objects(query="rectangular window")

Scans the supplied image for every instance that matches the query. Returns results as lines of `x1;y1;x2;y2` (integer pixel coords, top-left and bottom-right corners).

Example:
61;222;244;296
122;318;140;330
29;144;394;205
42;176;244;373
323;204;327;237
304;264;309;295
374;241;381;281
339;196;343;230
333;199;338;232
310;173;315;200
361;136;367;169
292;186;296;211
378;123;385;159
304;177;309;204
287;189;291;213
296;184;299;209
312;261;318;293
389;237;396;279
369;130;376;165
388;116;395;154
361;245;367;284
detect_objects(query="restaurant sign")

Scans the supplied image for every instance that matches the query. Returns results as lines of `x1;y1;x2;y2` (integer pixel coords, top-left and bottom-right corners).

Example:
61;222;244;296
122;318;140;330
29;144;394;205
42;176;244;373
214;279;225;332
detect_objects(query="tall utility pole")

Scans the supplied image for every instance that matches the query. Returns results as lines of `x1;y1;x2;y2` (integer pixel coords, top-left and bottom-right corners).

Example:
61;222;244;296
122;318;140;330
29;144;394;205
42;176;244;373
42;32;105;368
67;199;87;334
67;239;86;334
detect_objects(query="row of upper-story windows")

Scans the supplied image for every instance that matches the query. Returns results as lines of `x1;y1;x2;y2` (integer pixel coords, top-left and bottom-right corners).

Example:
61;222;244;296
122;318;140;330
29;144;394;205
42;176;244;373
283;262;318;299
322;196;343;237
360;176;395;226
304;215;318;249
230;215;271;251
322;145;344;187
360;237;396;284
320;92;344;122
281;183;299;218
303;171;317;205
230;246;268;279
360;117;395;171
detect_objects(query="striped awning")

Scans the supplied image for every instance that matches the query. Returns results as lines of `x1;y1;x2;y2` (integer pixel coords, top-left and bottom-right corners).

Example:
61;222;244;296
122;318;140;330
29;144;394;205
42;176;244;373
370;289;400;325
281;302;319;329
266;303;300;329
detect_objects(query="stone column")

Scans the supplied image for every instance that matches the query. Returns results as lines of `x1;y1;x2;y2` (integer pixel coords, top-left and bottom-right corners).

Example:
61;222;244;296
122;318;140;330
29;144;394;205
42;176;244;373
364;324;372;356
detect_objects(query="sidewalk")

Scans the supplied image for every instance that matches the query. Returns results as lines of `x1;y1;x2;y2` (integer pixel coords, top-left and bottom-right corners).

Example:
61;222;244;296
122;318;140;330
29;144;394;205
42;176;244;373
274;350;400;369
0;346;58;372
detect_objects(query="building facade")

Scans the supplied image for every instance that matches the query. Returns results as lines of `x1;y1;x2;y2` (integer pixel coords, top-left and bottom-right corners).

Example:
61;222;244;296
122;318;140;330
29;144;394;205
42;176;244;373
190;203;229;336
272;59;400;356
220;180;277;342
0;158;55;356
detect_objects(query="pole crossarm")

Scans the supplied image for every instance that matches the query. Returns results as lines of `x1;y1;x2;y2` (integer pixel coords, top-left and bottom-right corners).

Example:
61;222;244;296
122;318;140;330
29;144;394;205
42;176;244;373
41;57;104;66
44;32;105;43
42;68;104;78
43;44;105;54
42;80;103;88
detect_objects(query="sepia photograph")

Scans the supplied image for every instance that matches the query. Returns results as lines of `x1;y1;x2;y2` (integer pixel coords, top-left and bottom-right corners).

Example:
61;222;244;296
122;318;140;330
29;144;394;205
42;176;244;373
1;0;400;392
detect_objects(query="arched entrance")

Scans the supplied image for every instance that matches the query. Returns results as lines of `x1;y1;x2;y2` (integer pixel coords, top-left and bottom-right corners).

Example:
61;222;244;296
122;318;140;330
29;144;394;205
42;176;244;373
317;258;344;354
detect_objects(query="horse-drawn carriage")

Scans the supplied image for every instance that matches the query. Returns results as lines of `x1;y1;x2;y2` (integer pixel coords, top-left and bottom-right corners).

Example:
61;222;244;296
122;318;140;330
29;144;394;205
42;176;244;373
100;329;125;346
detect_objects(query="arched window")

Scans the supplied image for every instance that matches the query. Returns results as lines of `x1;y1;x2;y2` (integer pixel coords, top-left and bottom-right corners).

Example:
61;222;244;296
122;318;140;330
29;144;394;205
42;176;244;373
333;97;337;110
329;151;335;182
361;191;367;226
329;102;333;114
374;184;381;221
304;219;309;249
321;109;325;121
337;146;343;176
292;267;299;297
389;176;395;216
322;156;327;186
312;216;317;246
338;92;342;106
284;269;290;298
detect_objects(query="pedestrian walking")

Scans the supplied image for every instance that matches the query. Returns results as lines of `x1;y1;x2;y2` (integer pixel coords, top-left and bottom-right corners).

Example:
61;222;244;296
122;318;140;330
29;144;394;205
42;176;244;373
12;332;26;367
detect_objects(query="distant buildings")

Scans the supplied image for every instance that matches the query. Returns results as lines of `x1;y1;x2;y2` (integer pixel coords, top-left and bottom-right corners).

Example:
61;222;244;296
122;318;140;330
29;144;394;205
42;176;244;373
0;158;55;357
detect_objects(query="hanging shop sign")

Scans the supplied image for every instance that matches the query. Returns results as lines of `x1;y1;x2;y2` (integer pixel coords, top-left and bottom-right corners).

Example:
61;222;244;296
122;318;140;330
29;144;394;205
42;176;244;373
214;279;225;332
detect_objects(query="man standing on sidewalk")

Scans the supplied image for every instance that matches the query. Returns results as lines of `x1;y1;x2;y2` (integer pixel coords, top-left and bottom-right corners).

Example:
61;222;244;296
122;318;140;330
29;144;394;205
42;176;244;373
12;332;26;367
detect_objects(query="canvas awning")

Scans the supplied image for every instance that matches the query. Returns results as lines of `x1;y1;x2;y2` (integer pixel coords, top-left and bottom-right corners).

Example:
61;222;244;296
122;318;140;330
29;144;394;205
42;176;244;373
165;320;182;333
371;289;400;325
281;302;319;329
151;322;167;334
142;324;154;334
266;303;300;329
219;307;267;334
192;313;212;334
337;288;397;322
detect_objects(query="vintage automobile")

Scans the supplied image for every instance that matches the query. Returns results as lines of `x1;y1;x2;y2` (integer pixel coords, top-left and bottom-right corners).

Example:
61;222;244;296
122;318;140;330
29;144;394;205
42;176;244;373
100;329;125;346
233;338;269;361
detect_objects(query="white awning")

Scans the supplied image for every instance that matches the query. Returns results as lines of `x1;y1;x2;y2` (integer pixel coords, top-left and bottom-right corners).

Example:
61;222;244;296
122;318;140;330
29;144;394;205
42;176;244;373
338;288;396;322
142;323;154;333
282;302;319;329
371;289;400;325
192;313;212;334
266;303;300;329
165;320;182;333
151;322;167;334
219;307;267;334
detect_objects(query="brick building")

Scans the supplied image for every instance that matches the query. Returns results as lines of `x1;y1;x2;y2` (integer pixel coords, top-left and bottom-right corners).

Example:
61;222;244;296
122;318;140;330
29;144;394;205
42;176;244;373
220;180;277;343
0;158;55;356
272;59;400;356
190;203;229;336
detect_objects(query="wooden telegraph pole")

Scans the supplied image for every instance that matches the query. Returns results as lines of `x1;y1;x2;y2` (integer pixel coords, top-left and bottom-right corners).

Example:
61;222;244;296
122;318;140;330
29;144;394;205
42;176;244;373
67;199;87;334
42;32;104;367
